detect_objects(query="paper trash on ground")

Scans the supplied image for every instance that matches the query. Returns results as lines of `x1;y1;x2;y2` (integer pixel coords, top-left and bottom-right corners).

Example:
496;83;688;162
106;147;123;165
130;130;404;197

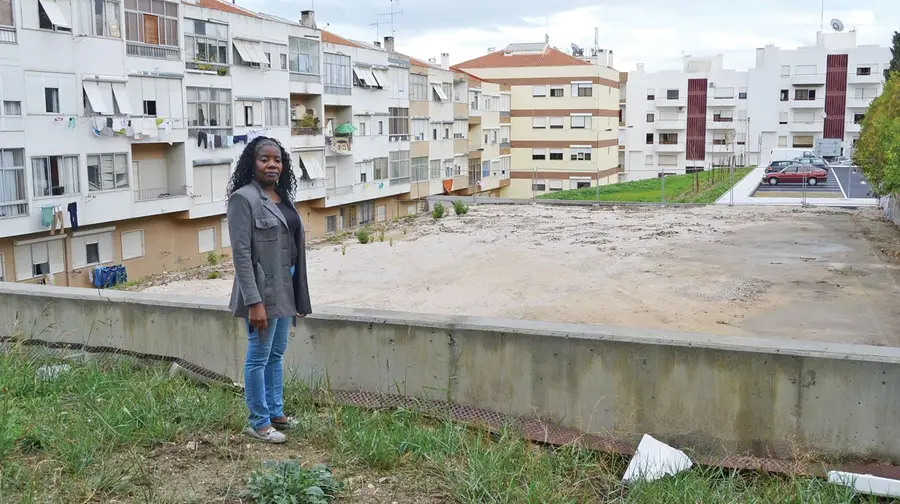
828;471;900;498
622;434;693;483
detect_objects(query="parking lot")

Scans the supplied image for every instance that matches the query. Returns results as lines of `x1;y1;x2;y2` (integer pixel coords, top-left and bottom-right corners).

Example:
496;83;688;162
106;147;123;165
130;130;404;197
752;166;873;199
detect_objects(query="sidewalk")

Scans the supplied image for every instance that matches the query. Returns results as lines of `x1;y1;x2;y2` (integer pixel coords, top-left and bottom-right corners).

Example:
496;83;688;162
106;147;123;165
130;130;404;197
716;166;878;207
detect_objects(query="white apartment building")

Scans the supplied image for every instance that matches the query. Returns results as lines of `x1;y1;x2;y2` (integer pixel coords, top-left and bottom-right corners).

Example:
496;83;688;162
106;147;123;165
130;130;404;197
465;74;511;194
622;30;889;179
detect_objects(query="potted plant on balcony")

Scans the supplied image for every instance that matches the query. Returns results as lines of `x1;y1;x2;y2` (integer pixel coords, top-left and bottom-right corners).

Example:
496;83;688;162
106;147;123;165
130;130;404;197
292;111;321;135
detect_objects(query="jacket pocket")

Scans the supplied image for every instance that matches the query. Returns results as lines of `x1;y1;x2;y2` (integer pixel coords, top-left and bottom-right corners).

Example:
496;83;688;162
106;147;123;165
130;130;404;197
255;262;275;307
254;217;280;242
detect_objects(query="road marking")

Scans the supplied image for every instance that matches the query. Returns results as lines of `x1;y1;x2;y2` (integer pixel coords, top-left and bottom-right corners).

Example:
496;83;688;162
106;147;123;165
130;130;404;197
832;168;848;198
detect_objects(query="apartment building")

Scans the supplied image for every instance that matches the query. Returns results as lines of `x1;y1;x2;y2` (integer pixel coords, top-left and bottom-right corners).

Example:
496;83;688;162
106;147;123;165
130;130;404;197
454;42;620;197
621;30;890;179
463;72;511;194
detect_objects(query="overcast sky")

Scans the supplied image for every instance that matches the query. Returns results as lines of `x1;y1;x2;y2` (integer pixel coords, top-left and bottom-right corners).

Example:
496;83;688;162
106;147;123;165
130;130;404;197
238;0;898;71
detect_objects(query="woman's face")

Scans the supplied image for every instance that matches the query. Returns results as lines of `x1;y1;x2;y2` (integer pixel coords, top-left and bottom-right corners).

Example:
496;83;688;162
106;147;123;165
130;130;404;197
254;142;283;186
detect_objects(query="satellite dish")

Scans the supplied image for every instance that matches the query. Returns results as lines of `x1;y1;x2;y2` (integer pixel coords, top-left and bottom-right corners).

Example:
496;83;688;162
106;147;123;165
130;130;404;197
570;43;583;56
831;18;844;32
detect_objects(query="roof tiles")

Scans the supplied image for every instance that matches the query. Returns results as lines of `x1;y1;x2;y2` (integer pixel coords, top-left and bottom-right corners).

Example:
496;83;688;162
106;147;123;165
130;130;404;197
455;46;590;69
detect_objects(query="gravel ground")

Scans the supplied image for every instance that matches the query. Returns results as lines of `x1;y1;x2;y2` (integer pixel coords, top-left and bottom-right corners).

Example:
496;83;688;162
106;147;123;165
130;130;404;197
140;204;900;346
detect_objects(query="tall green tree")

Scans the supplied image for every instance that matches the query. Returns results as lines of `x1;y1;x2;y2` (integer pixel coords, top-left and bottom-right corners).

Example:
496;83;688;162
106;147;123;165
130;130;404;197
886;31;900;80
853;74;900;195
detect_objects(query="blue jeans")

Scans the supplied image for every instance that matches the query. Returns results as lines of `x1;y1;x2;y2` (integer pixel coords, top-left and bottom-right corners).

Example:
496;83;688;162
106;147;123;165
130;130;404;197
244;316;290;430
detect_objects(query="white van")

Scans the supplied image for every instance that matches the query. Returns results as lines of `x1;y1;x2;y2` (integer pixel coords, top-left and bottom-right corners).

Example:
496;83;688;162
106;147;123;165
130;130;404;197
769;148;822;163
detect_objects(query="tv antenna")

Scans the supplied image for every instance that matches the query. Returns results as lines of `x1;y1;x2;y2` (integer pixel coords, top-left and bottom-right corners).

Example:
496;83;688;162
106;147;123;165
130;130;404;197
376;0;403;37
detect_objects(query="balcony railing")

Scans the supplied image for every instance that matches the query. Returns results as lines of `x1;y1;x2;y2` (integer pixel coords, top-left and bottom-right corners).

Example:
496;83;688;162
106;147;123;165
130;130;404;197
0;26;16;44
298;178;325;190
390;176;410;185
500;111;510;118
126;42;180;60
291;126;322;136
134;186;188;203
186;61;230;76
326;185;353;197
0;201;28;219
500;141;510;149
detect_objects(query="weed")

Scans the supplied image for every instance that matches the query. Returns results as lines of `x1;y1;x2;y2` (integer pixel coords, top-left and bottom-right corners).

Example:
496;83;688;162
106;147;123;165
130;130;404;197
340;244;346;256
432;203;445;220
389;238;393;247
245;460;341;504
378;228;385;242
452;200;469;216
325;231;350;245
207;271;221;280
355;227;372;244
206;251;219;266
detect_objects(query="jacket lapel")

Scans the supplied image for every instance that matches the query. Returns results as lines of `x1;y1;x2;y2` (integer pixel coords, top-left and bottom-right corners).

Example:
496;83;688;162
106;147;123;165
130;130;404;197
251;180;288;228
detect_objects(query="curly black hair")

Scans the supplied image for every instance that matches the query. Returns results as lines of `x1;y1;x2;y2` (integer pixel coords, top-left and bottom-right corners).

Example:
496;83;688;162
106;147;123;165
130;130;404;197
227;136;297;200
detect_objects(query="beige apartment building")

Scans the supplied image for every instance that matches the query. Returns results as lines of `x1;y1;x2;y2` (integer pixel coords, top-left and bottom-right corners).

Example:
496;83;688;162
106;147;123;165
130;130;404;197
462;73;512;194
455;43;621;197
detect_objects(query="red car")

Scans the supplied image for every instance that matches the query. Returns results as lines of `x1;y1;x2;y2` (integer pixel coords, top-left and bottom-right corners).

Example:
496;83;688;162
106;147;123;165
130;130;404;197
763;164;828;186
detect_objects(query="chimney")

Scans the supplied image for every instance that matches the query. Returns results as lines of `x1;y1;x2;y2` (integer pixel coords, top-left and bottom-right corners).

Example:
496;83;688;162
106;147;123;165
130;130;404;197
440;52;449;70
383;36;394;53
300;10;316;29
607;50;614;68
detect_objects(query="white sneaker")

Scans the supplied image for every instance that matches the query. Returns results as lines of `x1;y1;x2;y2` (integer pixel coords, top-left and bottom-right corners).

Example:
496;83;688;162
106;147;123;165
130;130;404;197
244;426;287;444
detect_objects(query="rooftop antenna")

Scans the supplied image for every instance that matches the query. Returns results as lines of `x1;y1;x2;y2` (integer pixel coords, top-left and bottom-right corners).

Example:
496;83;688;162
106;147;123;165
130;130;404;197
831;18;845;32
376;0;403;37
820;0;824;32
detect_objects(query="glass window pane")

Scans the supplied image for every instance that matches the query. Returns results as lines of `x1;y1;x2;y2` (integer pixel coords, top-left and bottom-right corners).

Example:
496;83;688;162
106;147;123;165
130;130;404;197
216;23;226;39
124;0;136;9
164;1;176;17
151;0;163;14
137;0;150;12
198;88;209;101
193;19;205;35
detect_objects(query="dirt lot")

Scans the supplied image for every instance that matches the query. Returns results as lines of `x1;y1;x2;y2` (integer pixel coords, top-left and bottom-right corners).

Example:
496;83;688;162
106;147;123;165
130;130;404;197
140;204;900;346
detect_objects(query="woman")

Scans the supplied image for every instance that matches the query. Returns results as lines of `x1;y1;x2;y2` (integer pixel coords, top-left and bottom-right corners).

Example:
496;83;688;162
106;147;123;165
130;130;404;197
226;136;312;444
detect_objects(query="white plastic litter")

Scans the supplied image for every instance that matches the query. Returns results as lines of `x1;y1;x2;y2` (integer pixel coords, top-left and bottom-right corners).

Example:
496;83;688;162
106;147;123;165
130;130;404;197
36;364;71;381
828;471;900;498
622;434;693;483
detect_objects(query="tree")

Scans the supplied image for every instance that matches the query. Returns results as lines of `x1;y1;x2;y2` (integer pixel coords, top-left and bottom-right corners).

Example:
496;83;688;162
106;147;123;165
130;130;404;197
853;73;900;196
885;31;900;80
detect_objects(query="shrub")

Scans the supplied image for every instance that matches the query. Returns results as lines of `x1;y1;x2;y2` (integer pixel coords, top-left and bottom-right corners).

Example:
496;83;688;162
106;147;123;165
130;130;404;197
245;460;341;504
855;71;900;195
432;203;445;220
207;271;221;280
452;200;469;216
356;227;372;244
206;251;219;266
378;228;385;242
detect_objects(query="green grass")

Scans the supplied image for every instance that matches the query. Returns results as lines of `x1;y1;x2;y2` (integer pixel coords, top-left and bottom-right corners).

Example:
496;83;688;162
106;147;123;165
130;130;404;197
0;349;883;503
539;168;753;204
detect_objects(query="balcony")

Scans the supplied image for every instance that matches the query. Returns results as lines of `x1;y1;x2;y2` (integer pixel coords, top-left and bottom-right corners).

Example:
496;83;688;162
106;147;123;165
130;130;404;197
186;61;230;76
0;201;27;219
326;136;352;156
846;122;862;133
290;119;325;150
655;118;686;130
656;142;685;153
849;71;882;85
706;119;736;130
846;97;875;109
656;96;687;108
0;26;16;44
326;185;353;197
790;121;822;133
708;97;736;107
791;99;824;109
792;73;826;86
500;141;510;149
127;42;181;60
709;143;734;153
134;185;188;203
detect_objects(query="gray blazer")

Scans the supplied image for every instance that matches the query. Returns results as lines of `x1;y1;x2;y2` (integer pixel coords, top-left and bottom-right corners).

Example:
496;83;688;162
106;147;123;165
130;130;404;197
227;180;312;322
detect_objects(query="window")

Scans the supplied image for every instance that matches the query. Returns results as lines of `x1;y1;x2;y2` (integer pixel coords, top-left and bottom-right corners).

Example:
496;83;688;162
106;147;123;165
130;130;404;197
143;100;157;115
532;149;546;160
549;149;563;160
411;156;428;181
647;88;655;100
571;82;592;97
794;89;816;101
14;240;64;280
646;113;654;123
376;205;386;223
87;153;128;191
122;230;144;259
857;66;872;76
45;87;59;113
571;115;591;129
549;117;564;129
778;135;787;147
453;120;466;139
0;149;26;218
81;0;121;37
738;87;747;99
264;98;288;127
125;0;178;50
532;117;546;129
198;227;216;253
39;0;72;31
481;160;490;178
289;36;320;74
388;150;410;183
378;121;383;135
411;118;427;141
72;231;113;268
854;113;865;124
570;147;592;161
659;133;678;145
0;0;13;29
0;253;4;281
779;111;788;124
279;53;287;70
184;19;228;65
32;155;79;197
645;155;653;166
429;159;441;179
3;101;21;116
548;180;563;191
323;52;351;95
410;74;427;101
780;89;788;102
373;157;388;180
781;65;790;77
712;111;733;122
532;182;546;191
550;86;564;97
186;86;232;137
532;85;546;97
793;135;814;148
574;179;591;189
388;107;408;140
666;89;679;100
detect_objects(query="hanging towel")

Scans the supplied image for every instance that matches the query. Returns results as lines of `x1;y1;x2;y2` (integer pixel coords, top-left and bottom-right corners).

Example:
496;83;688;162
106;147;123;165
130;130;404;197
233;134;248;144
51;208;64;235
67;202;79;231
67;117;76;129
106;118;113;128
41;206;54;227
213;135;222;148
163;119;172;135
197;132;208;148
155;118;165;126
225;135;234;147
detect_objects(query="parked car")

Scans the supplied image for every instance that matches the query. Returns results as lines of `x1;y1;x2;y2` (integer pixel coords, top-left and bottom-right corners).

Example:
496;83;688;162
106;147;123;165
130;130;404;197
763;164;828;186
765;160;794;173
793;157;829;169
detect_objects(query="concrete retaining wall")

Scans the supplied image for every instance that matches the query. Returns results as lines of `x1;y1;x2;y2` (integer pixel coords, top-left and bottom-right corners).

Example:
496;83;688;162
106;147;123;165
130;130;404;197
882;195;900;227
2;282;900;463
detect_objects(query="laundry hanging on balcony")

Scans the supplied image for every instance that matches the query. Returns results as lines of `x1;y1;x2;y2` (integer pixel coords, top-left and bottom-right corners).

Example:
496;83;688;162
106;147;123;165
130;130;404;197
88;264;127;289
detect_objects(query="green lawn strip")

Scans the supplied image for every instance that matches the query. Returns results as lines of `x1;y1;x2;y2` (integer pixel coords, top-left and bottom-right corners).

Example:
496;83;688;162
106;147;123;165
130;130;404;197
0;351;876;503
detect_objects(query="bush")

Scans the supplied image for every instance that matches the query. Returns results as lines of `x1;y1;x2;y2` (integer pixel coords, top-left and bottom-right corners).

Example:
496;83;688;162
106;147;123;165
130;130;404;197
207;271;221;280
245;460;341;504
452;200;469;216
356;227;372;244
206;251;219;266
855;71;900;195
432;203;445;220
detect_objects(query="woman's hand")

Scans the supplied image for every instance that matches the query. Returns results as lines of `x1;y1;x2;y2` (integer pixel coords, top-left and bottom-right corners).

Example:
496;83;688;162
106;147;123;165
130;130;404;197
249;303;268;331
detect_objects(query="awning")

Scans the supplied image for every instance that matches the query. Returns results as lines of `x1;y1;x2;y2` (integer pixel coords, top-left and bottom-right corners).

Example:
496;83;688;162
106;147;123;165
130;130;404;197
370;70;385;89
432;84;448;102
298;151;325;179
38;0;70;28
233;39;266;65
353;68;379;87
111;83;132;115
83;82;112;114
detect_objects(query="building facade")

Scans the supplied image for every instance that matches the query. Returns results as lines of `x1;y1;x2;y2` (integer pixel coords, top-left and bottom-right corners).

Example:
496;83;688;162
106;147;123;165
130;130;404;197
454;43;620;197
621;30;890;179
